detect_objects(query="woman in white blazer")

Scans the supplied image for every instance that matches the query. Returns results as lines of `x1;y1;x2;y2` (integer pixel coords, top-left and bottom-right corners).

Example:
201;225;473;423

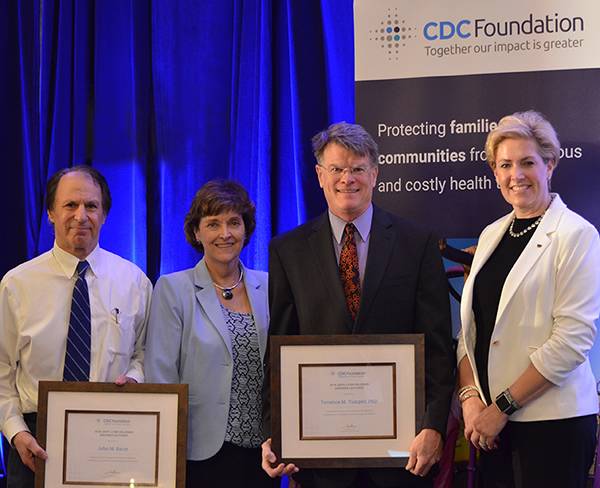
457;111;600;487
145;180;275;487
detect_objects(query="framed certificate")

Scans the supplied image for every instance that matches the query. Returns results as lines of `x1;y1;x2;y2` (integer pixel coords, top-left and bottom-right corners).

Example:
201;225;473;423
270;334;424;468
35;382;188;488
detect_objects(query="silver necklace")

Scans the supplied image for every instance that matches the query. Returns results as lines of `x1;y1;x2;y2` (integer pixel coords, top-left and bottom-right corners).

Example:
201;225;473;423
508;195;555;238
212;267;244;300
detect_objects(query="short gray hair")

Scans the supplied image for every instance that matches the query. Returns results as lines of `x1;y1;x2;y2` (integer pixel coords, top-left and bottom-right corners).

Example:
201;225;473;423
485;110;560;169
312;122;379;166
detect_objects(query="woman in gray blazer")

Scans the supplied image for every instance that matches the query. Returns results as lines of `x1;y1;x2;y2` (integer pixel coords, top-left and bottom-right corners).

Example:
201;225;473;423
457;111;599;487
145;180;275;487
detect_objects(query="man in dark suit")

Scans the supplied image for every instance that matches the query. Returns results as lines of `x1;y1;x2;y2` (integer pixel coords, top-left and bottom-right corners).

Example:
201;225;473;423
261;122;454;487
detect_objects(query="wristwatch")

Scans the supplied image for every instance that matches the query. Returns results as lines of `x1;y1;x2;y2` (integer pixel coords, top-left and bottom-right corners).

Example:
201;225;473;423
495;389;521;415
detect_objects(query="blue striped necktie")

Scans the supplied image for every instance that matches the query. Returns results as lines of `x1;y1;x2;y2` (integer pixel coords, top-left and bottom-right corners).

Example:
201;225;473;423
63;260;91;381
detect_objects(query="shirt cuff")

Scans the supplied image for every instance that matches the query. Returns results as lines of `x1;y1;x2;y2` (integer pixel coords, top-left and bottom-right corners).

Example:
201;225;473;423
124;368;144;384
4;415;30;445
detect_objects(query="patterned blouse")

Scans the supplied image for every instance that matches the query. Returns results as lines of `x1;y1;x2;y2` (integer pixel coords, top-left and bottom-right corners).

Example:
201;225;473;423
220;304;264;448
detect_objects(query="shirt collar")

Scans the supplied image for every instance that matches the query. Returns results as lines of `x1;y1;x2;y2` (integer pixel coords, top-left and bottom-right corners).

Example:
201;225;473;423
52;242;101;278
328;204;373;244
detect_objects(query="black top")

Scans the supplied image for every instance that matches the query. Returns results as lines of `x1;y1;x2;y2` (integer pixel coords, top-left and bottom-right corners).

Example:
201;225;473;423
473;216;540;402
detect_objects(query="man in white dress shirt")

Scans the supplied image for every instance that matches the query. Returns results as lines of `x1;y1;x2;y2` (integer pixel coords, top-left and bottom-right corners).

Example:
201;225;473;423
0;166;152;487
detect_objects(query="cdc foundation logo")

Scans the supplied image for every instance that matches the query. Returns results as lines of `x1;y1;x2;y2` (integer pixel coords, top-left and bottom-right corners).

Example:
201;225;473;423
368;7;416;61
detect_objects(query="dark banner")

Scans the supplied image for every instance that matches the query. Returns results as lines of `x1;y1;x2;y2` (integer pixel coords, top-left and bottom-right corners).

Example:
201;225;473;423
357;68;600;237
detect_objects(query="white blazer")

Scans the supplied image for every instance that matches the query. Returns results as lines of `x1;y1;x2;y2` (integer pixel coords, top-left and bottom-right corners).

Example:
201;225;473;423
457;194;600;421
145;259;269;460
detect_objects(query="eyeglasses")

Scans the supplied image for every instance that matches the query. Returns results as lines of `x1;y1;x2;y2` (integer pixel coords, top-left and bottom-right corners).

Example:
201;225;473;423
318;164;372;177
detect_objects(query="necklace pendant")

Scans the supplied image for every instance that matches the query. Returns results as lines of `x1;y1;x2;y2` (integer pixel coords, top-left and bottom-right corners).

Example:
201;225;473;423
212;267;243;299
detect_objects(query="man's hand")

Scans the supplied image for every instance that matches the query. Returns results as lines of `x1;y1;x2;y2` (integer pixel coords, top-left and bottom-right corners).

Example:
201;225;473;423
261;438;299;478
12;431;48;471
405;428;442;477
114;374;137;385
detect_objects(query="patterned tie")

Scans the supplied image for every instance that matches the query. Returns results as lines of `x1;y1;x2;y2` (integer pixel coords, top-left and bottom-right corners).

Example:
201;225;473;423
339;223;361;320
63;261;91;381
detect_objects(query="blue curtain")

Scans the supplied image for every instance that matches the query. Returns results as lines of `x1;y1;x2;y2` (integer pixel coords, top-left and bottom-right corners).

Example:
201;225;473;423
2;0;355;279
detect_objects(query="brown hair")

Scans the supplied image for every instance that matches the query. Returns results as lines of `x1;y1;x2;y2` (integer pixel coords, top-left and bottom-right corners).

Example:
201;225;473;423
311;121;379;166
184;180;256;253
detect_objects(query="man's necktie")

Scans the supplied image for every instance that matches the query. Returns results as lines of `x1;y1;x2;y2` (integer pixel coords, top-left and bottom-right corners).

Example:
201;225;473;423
339;223;361;320
63;261;91;381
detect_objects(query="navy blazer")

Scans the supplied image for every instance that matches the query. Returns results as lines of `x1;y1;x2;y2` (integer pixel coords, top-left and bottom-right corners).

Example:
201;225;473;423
146;259;269;460
265;206;454;487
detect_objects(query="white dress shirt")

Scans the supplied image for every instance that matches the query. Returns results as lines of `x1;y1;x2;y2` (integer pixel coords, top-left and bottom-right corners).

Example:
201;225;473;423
0;242;152;441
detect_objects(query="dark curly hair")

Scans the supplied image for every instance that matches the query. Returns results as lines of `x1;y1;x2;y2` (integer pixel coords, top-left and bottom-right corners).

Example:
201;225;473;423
184;180;256;253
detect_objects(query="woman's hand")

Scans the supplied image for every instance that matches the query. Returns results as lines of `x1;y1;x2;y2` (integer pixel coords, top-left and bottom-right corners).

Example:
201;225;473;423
472;403;508;450
461;396;486;447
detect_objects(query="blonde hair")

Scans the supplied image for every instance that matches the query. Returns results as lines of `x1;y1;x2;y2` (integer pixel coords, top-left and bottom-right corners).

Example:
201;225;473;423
485;110;560;169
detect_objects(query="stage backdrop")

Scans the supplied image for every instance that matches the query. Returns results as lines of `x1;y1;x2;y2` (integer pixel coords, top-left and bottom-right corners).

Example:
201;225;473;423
354;0;600;375
0;0;355;280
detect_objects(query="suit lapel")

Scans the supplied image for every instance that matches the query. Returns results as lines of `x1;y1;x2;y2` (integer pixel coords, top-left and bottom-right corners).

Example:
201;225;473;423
458;213;511;353
354;207;395;332
193;260;233;357
307;213;352;330
244;267;268;360
495;196;564;327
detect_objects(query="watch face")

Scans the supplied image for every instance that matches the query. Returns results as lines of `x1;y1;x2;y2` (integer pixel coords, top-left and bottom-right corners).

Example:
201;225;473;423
495;393;511;413
495;392;516;414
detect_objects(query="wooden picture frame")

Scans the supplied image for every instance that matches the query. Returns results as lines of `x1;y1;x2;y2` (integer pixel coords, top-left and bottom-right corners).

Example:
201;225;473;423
35;382;188;488
270;334;425;469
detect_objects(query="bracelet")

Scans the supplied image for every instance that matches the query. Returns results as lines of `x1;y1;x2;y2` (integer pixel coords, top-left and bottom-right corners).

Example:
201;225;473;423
459;391;481;403
457;385;477;396
457;385;480;400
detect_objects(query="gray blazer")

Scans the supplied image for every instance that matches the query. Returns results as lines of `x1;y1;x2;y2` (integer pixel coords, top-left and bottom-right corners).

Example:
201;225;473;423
145;259;269;460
